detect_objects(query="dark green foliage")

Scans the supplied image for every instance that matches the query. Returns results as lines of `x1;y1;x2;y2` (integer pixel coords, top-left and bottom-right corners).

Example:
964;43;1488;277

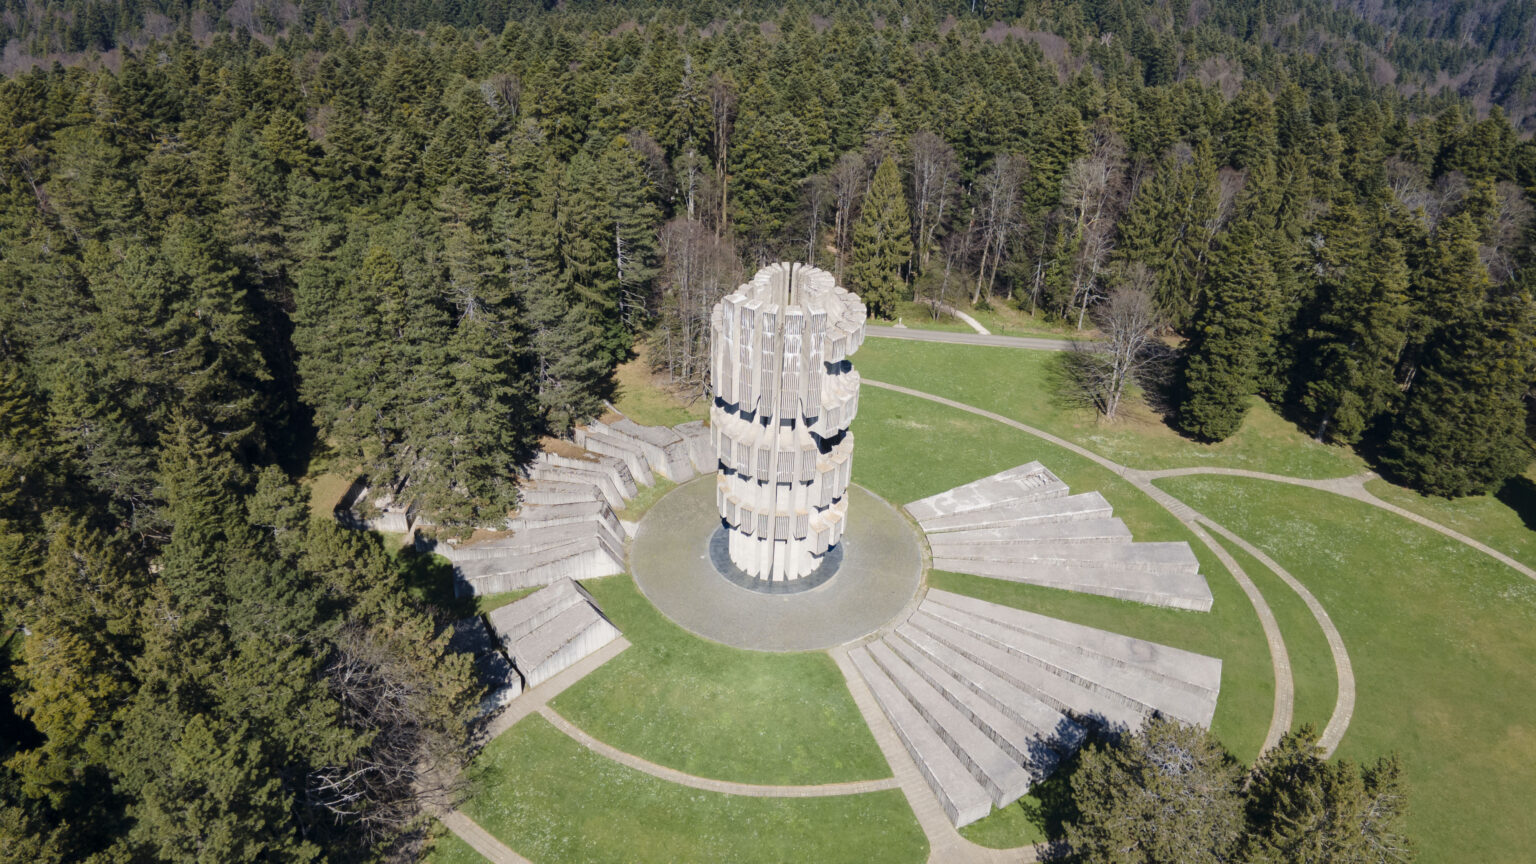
1066;716;1247;864
1382;283;1536;497
847;157;913;319
1177;209;1278;442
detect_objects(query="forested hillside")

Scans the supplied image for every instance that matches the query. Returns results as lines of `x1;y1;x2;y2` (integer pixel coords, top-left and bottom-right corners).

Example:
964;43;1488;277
1;1;1533;861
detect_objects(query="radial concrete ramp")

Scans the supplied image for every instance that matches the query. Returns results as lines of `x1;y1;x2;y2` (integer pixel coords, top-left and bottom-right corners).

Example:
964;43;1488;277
909;463;1215;611
849;588;1221;827
438;420;716;597
485;578;622;690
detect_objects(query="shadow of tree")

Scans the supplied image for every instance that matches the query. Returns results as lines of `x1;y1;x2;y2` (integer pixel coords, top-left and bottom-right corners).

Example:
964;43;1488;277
1496;474;1536;531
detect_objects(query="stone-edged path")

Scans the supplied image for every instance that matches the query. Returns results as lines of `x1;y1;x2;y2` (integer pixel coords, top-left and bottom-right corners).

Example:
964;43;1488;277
831;644;1041;864
537;704;903;797
863;378;1317;757
868;324;1079;352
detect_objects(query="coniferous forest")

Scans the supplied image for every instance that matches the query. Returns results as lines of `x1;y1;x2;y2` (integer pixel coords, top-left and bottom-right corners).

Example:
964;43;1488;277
1;0;1532;860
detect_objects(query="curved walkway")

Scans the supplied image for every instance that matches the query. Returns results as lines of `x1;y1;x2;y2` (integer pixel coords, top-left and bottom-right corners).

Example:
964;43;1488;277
537;705;903;797
863;378;1338;758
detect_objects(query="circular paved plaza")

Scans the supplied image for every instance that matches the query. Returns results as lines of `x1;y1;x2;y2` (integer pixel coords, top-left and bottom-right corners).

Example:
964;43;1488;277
630;476;924;652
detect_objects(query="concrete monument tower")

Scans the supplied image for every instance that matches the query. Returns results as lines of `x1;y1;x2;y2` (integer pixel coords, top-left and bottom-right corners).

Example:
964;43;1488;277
709;263;867;584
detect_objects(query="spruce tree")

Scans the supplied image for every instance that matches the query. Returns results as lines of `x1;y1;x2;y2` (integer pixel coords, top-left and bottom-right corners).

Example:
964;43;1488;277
1383;283;1534;497
847;156;912;319
1177;213;1278;442
1299;206;1410;444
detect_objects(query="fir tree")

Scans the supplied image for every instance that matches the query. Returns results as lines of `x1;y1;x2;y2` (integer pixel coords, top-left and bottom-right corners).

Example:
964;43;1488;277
847;156;913;319
1177;212;1278;442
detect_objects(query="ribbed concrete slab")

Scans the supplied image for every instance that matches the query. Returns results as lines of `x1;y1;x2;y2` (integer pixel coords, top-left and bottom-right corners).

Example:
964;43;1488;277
923;518;1133;545
576;428;655;486
929;559;1215;611
672;420;714;473
928;540;1200;573
848;645;992;827
918;491;1114;534
609;417;695;482
630;476;922;651
539;451;639;499
928;589;1223;696
905;462;1066;523
866;641;1034;806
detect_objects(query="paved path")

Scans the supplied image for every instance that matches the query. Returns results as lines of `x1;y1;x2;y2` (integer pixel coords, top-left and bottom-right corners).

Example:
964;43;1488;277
539;705;903;797
863;379;1310;758
435;637;631;862
831;645;1041;864
868;324;1079;352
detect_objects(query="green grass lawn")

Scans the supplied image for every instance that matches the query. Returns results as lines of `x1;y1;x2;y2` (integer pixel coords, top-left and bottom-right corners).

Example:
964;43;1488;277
1157;475;1536;864
551;575;891;785
852;385;1277;848
612;350;709;428
853;338;1365;479
1365;473;1536;571
887;299;1093;340
462;714;927;864
421;830;483;864
613;477;676;522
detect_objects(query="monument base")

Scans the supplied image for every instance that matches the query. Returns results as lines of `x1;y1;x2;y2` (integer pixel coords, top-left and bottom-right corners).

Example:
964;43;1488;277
709;525;842;594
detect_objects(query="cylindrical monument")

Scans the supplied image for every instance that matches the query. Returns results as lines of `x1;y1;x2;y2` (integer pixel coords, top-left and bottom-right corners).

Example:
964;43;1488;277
709;263;867;584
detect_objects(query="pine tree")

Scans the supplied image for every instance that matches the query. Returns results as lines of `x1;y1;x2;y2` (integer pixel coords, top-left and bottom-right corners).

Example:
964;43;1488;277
847;156;912;319
1177;211;1279;442
1067;716;1246;864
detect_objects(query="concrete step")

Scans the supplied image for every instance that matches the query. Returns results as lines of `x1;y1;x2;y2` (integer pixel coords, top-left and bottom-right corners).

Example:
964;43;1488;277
520;479;603;507
866;641;1034;807
574;426;656;486
539;451;639;499
673;421;715;474
905;462;1068;523
848;645;992;828
443;520;623;562
506;500;621;538
928;589;1222;697
919;492;1114;535
928;558;1214;612
529;464;628;510
485;578;585;644
884;631;1079;774
454;537;625;595
893;625;1085;764
929;540;1200;575
508;601;621;689
916;603;1218;727
609;418;696;483
907;609;1148;731
921;518;1133;546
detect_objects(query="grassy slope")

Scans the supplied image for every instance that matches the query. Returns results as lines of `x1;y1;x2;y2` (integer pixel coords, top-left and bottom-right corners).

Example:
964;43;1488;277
551;575;891;785
853;338;1365;479
1158;475;1536;864
1366;473;1536;571
463;714;927;864
887;299;1093;340
854;385;1276;846
421;831;483;864
611;349;709;428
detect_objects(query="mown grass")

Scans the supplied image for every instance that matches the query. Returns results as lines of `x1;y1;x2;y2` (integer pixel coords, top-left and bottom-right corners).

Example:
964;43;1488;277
551;575;891;785
1158;475;1536;864
612;349;708;428
420;830;483;864
1365;472;1536;571
853;338;1365;479
612;476;676;522
887;298;1093;340
462;714;927;864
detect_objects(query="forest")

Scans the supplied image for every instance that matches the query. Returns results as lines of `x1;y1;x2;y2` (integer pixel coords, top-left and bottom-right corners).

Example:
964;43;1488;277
0;0;1528;860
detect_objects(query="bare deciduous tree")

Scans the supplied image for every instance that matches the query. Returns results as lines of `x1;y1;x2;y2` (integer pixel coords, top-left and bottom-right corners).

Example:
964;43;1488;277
1060;131;1128;328
909;130;957;274
831;151;867;281
973;154;1026;304
801;172;831;264
1063;268;1165;421
652;217;740;396
709;74;736;238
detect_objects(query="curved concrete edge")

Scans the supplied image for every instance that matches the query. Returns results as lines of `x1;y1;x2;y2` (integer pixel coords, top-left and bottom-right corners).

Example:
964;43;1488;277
538;705;902;797
1195;518;1356;758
